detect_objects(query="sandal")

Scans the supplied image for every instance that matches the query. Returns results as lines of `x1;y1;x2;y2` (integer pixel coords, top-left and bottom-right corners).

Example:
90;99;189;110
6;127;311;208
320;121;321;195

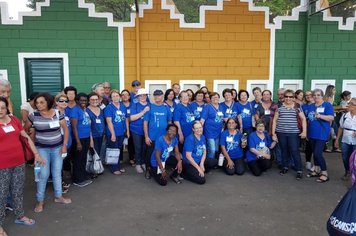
129;160;136;167
306;171;320;178
170;175;182;184
14;216;36;226
54;197;72;204
34;203;44;213
316;174;329;183
0;228;8;236
119;168;126;173
113;171;123;175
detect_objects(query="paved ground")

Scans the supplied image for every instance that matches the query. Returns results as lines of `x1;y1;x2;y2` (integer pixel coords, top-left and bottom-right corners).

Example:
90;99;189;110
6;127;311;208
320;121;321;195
3;151;350;236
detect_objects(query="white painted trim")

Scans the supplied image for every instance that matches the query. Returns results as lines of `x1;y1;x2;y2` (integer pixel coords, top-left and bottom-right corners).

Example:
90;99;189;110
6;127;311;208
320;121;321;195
213;80;239;92
0;0;50;25
315;0;356;31
0;70;8;80
179;80;206;91
18;53;69;104
342;80;356;93
310;79;335;90
118;28;125;91
279;79;304;90
246;79;271;94
269;29;275;94
161;0;223;28
144;80;171;94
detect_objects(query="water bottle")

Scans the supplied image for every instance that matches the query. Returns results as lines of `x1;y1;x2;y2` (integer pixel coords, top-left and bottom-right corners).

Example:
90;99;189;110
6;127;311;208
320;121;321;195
241;133;248;145
218;153;224;167
34;162;41;182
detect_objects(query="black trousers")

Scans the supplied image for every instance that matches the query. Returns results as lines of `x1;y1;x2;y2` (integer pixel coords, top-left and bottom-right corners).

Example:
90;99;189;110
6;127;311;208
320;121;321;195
305;139;313;163
183;158;218;185
248;159;272;176
72;138;90;183
224;158;245;175
150;156;178;186
144;141;155;168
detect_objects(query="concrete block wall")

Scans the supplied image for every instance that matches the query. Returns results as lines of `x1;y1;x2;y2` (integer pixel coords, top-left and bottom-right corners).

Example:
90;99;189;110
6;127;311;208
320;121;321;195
124;0;270;90
0;0;119;114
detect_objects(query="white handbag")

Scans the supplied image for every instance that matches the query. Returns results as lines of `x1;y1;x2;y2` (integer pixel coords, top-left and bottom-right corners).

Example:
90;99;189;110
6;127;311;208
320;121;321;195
105;147;120;165
86;148;104;174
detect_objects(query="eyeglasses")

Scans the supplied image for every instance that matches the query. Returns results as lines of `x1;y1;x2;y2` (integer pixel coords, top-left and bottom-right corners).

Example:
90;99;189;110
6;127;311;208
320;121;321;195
313;94;322;97
132;83;140;87
284;96;294;98
104;87;111;89
58;100;68;103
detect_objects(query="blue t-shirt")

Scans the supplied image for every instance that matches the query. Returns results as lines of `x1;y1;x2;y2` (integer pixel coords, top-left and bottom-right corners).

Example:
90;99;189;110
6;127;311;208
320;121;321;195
246;131;272;162
173;103;195;138
104;103;128;137
220;102;238;119
86;108;105;138
164;101;176;115
182;134;206;164
220;130;243;159
70;106;91;139
236;102;255;129
251;100;260;110
201;104;224;139
302;103;313;117
130;102;149;136
150;136;178;168
63;110;72;148
189;102;205;120
144;104;172;141
306;102;334;141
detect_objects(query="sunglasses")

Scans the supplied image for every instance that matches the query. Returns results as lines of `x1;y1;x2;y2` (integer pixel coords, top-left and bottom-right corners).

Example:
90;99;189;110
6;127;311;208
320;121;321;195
284;96;294;98
132;83;140;87
58;100;68;103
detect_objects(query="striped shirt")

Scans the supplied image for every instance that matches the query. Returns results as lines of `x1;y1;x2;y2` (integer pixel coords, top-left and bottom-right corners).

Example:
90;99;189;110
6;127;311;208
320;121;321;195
276;105;300;134
29;110;64;148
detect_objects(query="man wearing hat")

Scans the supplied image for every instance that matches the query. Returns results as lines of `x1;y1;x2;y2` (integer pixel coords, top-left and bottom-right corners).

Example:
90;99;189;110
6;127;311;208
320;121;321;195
143;89;173;179
130;80;147;104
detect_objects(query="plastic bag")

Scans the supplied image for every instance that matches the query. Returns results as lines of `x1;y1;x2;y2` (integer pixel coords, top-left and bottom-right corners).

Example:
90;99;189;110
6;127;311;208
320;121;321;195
86;147;104;174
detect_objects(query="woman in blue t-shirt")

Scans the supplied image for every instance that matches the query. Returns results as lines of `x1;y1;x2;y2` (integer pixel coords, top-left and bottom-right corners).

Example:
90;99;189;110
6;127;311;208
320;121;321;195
182;121;218;184
150;123;182;186
104;90;130;175
236;90;255;135
220;89;238;122
200;92;224;159
71;93;93;187
189;90;205;121
246;120;276;176
164;89;176;118
87;92;105;155
220;118;246;175
173;91;195;149
305;89;334;183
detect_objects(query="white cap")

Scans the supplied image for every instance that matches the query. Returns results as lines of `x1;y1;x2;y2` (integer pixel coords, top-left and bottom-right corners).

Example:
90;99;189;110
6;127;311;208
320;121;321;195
136;88;149;96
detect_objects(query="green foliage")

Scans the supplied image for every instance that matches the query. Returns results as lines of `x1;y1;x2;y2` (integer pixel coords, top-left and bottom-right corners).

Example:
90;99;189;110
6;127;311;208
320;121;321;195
327;0;356;20
254;0;300;23
173;0;217;23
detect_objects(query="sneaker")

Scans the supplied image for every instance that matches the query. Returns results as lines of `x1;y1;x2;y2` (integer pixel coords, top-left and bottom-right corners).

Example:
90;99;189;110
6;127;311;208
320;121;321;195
296;172;303;180
141;164;146;172
305;162;312;171
73;180;93;187
135;165;143;174
144;170;151;179
279;168;288;175
177;175;184;181
5;204;13;211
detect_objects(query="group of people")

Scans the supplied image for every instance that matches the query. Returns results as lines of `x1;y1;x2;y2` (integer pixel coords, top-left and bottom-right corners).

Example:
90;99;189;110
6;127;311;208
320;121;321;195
0;77;354;236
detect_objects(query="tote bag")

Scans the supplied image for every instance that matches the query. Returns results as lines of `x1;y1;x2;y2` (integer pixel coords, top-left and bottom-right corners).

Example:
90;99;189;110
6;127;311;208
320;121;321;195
105;147;120;165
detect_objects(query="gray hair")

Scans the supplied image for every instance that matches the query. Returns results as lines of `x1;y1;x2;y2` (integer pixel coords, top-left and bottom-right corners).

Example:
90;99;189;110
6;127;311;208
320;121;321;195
312;88;324;97
91;83;104;92
0;78;11;89
277;88;285;93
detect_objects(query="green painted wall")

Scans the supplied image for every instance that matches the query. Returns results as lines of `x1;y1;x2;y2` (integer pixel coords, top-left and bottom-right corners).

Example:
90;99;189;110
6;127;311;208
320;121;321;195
0;0;119;115
274;13;356;100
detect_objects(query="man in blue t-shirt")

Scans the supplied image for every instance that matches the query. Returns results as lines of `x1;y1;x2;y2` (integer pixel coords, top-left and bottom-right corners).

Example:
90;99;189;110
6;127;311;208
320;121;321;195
143;90;172;179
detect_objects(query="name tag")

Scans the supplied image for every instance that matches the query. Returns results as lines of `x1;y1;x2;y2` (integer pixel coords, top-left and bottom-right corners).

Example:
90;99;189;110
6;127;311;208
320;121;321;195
190;116;195;122
316;107;325;113
259;142;265;148
49;121;60;128
226;109;232;114
226;136;233;142
217;111;223;117
174;99;180;104
254;104;258;108
85;112;89;117
157;162;166;174
127;109;131;115
100;104;106;110
65;116;70;121
197;107;203;112
243;109;250;114
96;118;101;124
202;144;206;149
2;125;15;133
167;146;173;152
170;107;174;113
265;109;271;115
117;110;122;115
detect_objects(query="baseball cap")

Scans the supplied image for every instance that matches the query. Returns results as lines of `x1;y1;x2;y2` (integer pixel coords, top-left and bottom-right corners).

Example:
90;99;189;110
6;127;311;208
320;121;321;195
153;90;164;96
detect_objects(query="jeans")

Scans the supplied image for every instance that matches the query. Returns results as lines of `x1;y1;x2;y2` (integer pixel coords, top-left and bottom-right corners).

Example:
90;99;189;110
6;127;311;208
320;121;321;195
107;136;124;173
277;132;302;172
273;142;282;166
341;142;356;172
93;136;103;155
132;133;146;165
36;146;63;201
309;138;327;171
206;137;219;159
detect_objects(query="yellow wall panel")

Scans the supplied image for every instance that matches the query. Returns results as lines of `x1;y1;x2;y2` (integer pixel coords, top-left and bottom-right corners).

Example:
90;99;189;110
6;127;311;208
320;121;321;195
123;0;270;90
